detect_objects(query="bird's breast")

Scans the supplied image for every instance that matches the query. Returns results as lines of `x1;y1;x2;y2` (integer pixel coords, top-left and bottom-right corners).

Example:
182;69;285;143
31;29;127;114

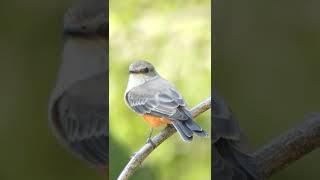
142;114;172;128
125;74;146;93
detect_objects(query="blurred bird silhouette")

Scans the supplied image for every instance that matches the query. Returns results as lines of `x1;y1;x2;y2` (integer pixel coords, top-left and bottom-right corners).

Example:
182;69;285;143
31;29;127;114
212;87;261;180
48;0;108;176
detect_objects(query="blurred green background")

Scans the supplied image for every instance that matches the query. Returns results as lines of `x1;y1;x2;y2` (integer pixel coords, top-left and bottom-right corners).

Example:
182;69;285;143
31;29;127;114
215;0;320;179
0;0;103;179
109;0;211;180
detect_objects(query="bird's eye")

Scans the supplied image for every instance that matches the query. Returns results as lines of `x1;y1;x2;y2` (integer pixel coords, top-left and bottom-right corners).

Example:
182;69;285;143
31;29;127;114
142;68;149;73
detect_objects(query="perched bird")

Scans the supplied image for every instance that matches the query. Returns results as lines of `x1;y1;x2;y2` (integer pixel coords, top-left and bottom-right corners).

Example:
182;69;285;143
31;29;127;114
124;60;208;142
212;89;261;180
48;0;108;174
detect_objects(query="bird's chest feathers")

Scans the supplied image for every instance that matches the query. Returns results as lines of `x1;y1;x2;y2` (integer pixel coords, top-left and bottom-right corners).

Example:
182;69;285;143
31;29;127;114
125;74;153;93
143;114;172;128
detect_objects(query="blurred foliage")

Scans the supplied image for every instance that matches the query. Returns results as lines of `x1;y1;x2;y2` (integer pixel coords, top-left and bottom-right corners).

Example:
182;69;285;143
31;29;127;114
215;1;320;179
109;0;211;180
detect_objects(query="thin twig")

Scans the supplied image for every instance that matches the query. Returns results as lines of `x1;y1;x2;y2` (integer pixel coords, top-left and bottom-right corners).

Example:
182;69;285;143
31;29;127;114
117;97;211;180
254;113;320;178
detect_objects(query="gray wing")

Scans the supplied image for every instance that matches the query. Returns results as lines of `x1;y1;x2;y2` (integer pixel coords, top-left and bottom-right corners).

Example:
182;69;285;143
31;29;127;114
51;73;108;165
125;79;190;121
126;78;207;141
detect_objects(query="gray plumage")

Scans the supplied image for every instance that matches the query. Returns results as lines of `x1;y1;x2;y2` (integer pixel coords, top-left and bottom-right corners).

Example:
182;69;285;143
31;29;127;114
49;0;108;166
125;60;208;142
212;92;262;180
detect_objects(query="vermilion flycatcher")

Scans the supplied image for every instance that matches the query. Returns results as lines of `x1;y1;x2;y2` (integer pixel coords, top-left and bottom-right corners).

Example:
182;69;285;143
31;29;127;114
125;60;208;142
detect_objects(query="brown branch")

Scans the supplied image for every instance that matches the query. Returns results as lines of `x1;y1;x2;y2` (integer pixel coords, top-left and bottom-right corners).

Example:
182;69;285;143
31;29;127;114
117;97;211;180
253;113;320;178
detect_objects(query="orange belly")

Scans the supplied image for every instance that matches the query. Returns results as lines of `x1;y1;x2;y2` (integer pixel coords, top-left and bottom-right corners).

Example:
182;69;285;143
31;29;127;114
143;114;172;128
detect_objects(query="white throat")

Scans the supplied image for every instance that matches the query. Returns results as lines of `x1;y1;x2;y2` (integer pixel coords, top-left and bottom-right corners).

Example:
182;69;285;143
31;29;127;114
125;74;156;93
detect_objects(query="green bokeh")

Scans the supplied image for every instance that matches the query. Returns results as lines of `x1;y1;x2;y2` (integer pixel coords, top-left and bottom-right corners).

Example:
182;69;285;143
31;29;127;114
109;0;211;179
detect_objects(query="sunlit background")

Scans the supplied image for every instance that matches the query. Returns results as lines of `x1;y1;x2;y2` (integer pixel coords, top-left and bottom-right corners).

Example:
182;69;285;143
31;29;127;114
109;0;211;179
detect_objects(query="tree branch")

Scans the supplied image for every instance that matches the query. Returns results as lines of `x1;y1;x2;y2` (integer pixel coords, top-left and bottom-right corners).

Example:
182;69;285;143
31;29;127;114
117;97;211;180
117;97;320;180
253;113;320;178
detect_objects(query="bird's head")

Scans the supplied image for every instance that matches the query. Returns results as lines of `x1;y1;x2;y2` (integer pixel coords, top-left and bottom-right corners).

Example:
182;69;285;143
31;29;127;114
128;60;158;78
125;60;159;91
63;0;107;39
